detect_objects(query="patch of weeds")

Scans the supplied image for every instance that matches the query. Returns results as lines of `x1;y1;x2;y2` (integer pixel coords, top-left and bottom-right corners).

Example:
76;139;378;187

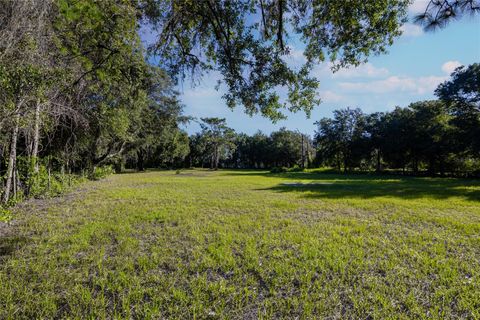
0;206;12;223
270;166;288;173
89;165;115;180
288;165;305;172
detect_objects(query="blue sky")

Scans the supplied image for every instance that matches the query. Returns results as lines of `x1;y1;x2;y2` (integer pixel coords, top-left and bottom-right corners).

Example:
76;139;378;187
141;1;480;136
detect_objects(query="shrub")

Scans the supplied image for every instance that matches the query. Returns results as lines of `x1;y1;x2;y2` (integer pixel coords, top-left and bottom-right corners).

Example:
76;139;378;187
288;165;305;172
270;166;288;173
0;206;13;223
89;165;115;181
20;162;82;199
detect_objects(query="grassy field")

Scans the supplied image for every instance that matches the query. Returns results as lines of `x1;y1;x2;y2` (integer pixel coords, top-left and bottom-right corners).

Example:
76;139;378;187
0;169;479;319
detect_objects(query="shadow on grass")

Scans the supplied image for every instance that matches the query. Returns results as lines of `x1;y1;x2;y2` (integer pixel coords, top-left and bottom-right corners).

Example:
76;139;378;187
0;235;28;263
224;171;480;201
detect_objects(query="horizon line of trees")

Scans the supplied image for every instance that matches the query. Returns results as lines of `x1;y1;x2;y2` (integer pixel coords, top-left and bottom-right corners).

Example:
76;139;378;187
314;63;479;176
185;63;479;177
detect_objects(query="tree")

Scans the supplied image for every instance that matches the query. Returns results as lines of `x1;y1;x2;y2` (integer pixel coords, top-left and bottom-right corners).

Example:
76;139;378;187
142;0;410;120
128;67;190;171
270;128;309;168
187;133;208;168
0;0;169;203
0;0;64;203
436;63;480;108
436;63;480;157
314;108;366;172
378;107;414;173
250;131;272;168
364;112;388;172
409;101;452;175
53;0;152;172
199;118;236;170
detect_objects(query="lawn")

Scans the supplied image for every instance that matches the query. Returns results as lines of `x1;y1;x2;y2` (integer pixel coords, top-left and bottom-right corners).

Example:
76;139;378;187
0;169;479;319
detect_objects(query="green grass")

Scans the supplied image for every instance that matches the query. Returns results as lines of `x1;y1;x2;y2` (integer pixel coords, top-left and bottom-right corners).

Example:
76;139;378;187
1;169;479;319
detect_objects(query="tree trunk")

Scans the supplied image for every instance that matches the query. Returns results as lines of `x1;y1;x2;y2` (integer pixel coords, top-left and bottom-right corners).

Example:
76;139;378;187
214;145;219;170
376;149;381;172
412;158;418;174
2;114;20;204
32;100;41;173
439;158;445;177
137;150;145;171
13;168;17;199
301;134;305;169
428;157;435;177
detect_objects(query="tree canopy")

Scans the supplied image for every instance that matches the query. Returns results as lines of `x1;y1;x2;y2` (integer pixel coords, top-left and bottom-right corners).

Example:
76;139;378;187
141;0;411;120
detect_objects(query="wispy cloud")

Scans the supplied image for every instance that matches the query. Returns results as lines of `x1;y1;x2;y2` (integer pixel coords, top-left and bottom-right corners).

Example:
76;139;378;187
319;90;345;103
338;75;447;95
330;63;389;79
334;59;461;96
311;62;390;80
400;23;424;37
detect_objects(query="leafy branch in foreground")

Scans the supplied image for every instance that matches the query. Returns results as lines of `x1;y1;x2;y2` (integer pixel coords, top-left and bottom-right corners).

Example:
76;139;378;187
142;0;410;121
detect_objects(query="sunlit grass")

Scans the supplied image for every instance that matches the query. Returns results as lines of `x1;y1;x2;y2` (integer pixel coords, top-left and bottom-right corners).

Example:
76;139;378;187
1;169;479;319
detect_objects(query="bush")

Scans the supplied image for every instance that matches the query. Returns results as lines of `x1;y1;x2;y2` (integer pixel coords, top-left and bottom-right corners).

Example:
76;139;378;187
89;165;115;181
288;165;305;172
0;206;13;223
270;166;288;173
21;164;83;199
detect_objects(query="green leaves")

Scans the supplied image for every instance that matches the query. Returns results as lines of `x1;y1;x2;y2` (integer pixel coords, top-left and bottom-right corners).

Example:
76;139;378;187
143;0;410;121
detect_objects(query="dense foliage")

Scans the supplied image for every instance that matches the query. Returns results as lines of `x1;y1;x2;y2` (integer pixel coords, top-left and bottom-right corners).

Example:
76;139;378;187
142;0;411;120
0;0;188;205
188;126;313;170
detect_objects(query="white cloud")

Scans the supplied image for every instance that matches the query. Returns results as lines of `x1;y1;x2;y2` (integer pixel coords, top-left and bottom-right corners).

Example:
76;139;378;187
331;62;389;79
311;62;390;80
338;75;447;95
319;90;345;103
400;23;424;37
441;60;462;74
333;61;460;95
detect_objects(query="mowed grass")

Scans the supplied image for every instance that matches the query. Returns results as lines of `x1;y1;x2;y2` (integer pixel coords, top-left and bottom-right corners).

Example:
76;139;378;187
0;169;479;319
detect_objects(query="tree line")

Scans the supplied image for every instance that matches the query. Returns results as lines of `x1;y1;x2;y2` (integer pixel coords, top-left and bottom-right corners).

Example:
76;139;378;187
314;64;479;176
187;119;314;170
186;64;479;176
